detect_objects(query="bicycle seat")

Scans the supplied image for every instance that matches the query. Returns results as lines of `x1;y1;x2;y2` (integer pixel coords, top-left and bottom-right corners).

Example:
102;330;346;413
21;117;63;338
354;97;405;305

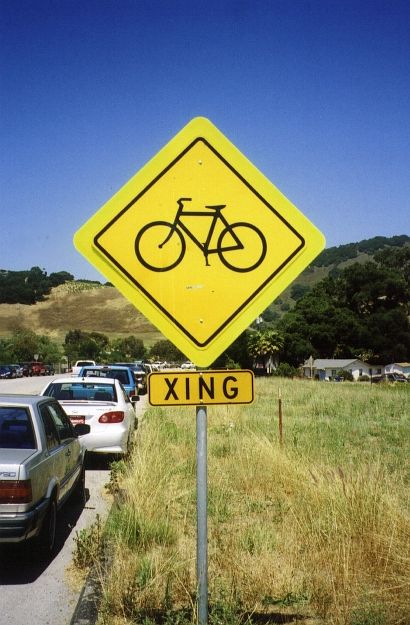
205;204;226;211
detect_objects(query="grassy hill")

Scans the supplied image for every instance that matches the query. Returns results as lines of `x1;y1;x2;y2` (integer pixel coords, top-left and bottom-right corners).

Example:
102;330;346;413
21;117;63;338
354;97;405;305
0;281;162;346
0;235;408;342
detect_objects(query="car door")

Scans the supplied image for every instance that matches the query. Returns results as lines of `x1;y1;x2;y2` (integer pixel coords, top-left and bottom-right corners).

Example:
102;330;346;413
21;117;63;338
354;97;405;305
40;402;81;504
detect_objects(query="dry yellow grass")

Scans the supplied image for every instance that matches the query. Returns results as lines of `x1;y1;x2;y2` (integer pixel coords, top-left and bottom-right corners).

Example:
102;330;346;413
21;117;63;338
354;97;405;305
0;283;162;345
89;378;409;625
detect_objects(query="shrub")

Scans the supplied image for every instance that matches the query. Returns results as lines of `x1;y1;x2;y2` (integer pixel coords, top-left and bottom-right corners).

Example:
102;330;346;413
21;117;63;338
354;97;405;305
273;362;299;378
337;369;353;381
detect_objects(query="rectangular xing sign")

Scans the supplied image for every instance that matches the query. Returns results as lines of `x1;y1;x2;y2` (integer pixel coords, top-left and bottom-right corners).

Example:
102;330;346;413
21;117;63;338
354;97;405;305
148;369;254;406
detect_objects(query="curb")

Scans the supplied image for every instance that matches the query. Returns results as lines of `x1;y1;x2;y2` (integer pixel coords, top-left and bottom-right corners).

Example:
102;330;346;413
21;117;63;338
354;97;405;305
70;571;101;625
70;396;148;625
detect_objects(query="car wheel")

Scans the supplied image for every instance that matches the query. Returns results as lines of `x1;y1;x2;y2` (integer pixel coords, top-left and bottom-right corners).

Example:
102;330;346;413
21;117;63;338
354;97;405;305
35;497;57;559
72;466;87;507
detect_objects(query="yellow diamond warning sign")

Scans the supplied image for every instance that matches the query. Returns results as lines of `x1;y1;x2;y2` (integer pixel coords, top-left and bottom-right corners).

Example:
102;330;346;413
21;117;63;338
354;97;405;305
74;117;325;366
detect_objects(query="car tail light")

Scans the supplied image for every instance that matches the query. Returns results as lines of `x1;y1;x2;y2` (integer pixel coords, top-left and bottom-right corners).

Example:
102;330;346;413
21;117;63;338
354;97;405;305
98;411;125;423
0;480;32;504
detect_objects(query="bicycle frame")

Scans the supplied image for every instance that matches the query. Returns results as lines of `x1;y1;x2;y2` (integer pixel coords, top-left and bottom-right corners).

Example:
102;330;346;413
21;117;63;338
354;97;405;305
160;198;244;266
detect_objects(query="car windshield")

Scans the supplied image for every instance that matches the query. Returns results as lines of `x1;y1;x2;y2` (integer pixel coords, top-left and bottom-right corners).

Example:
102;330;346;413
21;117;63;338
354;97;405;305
82;369;130;386
45;382;117;402
0;406;36;449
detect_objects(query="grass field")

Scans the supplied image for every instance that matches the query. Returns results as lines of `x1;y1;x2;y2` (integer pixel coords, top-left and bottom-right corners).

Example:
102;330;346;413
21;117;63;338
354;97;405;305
77;378;410;625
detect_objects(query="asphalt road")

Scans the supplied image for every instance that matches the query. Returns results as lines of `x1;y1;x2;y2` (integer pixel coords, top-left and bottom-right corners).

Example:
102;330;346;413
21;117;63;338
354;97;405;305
0;375;147;625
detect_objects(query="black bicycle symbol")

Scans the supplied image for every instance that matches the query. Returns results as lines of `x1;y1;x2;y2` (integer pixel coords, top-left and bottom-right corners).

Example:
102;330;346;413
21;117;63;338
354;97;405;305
135;197;267;273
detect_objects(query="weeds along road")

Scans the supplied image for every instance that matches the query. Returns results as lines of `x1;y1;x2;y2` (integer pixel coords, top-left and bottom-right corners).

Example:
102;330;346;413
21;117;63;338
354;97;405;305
0;376;147;625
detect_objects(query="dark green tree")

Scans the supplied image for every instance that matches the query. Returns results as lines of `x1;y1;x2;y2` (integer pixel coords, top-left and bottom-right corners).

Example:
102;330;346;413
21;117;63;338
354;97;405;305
211;331;252;369
0;338;14;363
64;330;109;363
48;271;74;287
149;340;185;363
9;330;40;361
279;257;410;365
110;336;146;361
290;283;310;301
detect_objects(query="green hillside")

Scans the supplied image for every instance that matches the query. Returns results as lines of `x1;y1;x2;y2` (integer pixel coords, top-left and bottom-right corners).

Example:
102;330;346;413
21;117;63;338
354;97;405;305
264;234;409;321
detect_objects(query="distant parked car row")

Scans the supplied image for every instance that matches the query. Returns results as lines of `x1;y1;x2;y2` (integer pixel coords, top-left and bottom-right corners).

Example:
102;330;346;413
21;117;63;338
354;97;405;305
0;363;55;378
0;363;143;557
0;364;24;379
62;359;199;398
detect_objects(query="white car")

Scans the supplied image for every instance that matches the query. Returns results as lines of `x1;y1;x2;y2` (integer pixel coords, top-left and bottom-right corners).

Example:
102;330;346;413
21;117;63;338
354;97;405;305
71;360;96;376
41;376;138;455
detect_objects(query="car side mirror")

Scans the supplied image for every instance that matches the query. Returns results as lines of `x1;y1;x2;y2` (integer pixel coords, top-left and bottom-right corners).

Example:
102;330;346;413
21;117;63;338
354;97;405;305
74;423;91;436
130;394;140;403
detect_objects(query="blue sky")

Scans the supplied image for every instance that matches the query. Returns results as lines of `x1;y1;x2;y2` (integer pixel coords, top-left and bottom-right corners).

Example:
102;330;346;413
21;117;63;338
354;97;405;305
1;0;409;281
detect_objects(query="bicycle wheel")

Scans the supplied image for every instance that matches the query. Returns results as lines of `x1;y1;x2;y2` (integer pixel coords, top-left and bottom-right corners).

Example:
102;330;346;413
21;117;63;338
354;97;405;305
135;221;186;272
218;222;267;272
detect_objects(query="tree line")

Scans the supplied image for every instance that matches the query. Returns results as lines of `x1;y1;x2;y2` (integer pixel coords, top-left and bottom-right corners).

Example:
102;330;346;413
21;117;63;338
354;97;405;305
0;329;182;369
0;240;409;372
0;267;76;304
311;234;409;268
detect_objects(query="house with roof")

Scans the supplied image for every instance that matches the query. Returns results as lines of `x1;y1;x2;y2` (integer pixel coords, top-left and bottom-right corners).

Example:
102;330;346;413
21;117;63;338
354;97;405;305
301;358;381;381
384;362;410;378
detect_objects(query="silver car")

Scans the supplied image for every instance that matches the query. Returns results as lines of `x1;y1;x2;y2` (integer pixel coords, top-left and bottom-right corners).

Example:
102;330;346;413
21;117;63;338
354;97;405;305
0;394;89;558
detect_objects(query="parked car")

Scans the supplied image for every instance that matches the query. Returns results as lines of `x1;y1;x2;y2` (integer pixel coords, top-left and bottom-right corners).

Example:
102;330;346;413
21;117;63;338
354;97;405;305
0;366;13;379
43;364;55;376
0;394;89;557
71;360;96;376
110;362;147;395
3;365;17;379
41;376;138;455
20;363;30;377
8;364;23;378
372;373;408;384
22;361;46;376
76;365;138;398
180;361;196;370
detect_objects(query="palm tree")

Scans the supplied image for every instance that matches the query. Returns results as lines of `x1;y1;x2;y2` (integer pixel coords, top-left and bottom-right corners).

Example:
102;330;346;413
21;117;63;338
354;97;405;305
247;329;284;373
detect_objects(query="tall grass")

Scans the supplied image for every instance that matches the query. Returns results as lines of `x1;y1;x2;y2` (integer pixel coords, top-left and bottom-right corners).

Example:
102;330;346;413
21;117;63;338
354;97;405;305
91;379;410;625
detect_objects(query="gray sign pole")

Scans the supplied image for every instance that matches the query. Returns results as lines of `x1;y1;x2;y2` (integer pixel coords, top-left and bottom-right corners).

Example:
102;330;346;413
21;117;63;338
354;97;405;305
196;405;208;625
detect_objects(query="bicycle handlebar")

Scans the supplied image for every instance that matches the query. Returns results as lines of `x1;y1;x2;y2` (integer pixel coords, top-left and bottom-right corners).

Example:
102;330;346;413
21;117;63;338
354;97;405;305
177;197;192;208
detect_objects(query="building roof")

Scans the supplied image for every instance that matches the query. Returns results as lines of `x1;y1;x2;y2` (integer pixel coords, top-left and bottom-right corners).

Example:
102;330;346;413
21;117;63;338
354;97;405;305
303;358;359;369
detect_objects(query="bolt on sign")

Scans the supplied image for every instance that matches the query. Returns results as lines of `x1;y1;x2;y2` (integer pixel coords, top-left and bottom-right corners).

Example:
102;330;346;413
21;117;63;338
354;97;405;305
148;370;254;407
74;117;325;366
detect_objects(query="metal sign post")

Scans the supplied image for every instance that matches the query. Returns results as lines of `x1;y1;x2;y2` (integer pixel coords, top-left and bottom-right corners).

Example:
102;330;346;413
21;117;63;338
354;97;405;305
196;405;208;625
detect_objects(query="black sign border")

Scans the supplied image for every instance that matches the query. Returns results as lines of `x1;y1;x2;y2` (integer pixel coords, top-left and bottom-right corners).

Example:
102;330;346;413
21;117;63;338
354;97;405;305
94;137;305;348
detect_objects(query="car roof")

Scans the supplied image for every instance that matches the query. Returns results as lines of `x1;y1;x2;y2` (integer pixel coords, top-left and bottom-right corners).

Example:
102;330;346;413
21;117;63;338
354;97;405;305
45;376;119;384
110;362;145;368
81;365;131;370
0;394;53;406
